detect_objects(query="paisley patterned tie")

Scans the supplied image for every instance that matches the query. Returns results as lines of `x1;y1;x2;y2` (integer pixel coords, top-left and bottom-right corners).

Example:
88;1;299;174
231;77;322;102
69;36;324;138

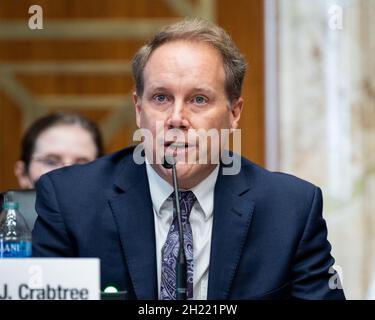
160;191;196;300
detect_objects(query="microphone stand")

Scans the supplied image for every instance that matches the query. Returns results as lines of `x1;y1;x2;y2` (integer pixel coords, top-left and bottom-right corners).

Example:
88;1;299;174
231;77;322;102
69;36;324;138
163;156;187;300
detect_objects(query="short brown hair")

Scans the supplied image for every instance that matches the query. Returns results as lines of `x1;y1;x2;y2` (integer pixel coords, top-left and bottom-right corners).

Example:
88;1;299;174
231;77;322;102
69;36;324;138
132;18;247;103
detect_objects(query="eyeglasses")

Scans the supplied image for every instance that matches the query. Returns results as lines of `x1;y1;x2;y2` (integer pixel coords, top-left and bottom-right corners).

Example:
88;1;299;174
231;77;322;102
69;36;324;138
31;156;90;168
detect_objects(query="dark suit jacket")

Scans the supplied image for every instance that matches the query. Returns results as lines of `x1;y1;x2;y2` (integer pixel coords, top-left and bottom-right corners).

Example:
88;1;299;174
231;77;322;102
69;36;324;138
32;146;345;300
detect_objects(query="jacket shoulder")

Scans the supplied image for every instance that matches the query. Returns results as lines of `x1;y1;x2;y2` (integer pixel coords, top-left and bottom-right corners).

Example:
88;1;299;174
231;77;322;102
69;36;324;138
241;157;317;191
239;157;319;211
36;146;136;192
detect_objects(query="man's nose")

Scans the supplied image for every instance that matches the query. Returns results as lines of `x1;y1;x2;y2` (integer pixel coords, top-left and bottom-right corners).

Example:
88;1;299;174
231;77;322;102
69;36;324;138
166;100;189;129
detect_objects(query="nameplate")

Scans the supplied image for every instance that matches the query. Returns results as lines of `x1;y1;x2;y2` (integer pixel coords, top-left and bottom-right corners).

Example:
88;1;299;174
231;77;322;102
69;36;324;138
0;258;100;300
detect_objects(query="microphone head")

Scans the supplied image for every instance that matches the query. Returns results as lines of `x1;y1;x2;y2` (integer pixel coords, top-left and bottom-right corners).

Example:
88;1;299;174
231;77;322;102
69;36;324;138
162;155;176;169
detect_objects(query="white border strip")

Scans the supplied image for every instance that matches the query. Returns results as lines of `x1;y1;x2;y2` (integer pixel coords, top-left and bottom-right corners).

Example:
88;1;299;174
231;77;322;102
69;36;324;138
264;0;280;171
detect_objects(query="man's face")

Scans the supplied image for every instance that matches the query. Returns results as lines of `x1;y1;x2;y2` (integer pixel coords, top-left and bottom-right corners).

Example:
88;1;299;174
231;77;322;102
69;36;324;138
133;40;242;189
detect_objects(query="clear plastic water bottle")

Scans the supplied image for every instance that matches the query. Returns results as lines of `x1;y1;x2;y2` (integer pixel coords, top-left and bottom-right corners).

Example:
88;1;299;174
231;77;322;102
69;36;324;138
0;200;32;258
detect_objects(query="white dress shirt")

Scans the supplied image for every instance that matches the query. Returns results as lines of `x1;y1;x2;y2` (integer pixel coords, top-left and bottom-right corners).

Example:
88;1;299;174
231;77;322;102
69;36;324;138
145;162;219;300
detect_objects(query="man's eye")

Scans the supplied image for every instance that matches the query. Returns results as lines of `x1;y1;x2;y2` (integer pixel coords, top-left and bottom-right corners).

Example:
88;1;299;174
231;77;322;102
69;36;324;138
192;96;207;105
153;94;168;103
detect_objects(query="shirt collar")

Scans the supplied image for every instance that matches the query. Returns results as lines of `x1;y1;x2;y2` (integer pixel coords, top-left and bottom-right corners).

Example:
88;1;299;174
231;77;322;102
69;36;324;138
145;160;219;220
145;159;173;216
189;165;219;220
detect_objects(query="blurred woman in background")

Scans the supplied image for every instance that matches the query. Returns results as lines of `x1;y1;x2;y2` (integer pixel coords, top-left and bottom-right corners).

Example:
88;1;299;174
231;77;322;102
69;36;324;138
14;112;104;189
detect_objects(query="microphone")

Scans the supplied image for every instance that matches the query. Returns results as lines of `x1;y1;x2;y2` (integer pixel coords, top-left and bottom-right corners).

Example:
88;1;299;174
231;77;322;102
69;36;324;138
162;155;187;300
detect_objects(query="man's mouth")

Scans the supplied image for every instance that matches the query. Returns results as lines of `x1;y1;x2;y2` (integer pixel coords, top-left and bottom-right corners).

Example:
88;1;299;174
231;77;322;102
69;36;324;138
163;141;195;156
164;141;190;148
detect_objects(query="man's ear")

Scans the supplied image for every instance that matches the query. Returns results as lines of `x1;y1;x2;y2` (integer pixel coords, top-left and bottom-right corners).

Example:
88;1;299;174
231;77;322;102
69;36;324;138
230;97;243;130
14;161;33;189
133;92;142;128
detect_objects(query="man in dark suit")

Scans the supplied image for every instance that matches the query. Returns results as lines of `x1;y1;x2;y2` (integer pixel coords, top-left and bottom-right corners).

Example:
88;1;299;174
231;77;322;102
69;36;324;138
32;19;345;300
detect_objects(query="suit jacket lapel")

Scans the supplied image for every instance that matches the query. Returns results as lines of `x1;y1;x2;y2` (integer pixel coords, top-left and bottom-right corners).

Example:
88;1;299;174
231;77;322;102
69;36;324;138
207;164;255;299
108;157;157;299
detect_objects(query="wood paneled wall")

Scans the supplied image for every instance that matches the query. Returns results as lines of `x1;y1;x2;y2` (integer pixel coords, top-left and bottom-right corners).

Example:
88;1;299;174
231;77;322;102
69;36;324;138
0;0;264;190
